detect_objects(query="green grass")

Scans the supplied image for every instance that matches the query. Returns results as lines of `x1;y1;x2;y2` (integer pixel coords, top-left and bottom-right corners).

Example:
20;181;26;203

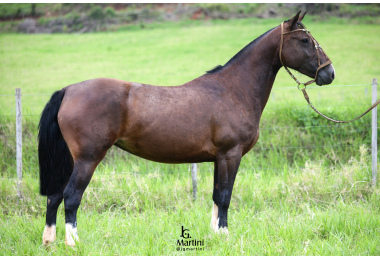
1;147;379;255
0;16;379;111
0;17;380;255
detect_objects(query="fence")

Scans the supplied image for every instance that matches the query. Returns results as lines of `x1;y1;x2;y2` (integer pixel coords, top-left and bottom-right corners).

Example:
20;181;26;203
2;79;379;199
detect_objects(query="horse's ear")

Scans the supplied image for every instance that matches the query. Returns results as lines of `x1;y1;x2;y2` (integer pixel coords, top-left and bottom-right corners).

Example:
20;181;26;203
299;11;307;22
288;10;301;29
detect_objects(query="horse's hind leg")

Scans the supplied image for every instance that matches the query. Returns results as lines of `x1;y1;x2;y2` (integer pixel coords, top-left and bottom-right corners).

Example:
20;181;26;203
57;81;125;246
42;193;63;246
63;158;100;246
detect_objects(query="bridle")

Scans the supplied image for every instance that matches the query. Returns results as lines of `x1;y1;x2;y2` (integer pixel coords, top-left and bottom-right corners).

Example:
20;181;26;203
279;22;332;90
279;21;380;123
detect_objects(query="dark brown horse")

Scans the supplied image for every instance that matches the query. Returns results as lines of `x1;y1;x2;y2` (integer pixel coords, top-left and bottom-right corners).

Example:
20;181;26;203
39;12;335;246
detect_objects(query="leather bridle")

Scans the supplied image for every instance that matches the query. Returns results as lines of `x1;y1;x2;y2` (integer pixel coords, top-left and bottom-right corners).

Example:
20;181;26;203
279;22;380;123
279;22;332;90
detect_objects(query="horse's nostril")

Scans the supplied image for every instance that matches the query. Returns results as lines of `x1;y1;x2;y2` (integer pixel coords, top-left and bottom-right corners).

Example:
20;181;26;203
332;71;335;80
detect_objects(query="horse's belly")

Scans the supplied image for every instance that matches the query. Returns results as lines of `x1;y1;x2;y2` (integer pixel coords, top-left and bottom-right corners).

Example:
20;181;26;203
114;136;215;164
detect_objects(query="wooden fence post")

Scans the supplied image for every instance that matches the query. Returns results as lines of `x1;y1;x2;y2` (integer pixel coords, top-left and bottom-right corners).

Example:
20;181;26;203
372;78;378;187
15;88;23;198
191;163;197;200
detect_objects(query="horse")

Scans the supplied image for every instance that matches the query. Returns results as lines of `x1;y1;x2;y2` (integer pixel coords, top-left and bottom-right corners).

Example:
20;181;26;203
39;11;335;247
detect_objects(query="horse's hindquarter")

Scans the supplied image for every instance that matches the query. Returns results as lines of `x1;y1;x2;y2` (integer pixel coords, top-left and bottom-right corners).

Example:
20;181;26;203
58;78;131;161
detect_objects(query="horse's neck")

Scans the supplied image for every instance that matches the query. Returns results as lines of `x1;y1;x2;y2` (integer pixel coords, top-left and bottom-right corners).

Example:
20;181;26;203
221;26;282;112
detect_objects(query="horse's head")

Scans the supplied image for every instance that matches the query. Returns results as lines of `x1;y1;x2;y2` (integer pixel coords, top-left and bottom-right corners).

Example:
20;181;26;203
279;11;335;86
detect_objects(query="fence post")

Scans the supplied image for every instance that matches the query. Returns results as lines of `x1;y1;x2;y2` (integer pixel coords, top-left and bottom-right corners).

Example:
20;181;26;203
372;78;378;187
191;163;197;200
15;88;23;199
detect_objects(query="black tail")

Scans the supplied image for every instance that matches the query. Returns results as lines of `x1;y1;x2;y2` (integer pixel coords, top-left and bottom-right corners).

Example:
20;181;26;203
38;88;73;196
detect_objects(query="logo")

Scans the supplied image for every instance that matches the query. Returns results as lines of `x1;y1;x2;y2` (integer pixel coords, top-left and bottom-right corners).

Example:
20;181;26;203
180;226;191;239
176;226;205;252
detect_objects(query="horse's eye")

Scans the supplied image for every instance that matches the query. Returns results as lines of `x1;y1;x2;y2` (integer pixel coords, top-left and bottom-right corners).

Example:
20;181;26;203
301;38;309;44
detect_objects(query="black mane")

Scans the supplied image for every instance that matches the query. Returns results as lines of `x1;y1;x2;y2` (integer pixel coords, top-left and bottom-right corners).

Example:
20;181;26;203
206;26;276;74
206;65;223;74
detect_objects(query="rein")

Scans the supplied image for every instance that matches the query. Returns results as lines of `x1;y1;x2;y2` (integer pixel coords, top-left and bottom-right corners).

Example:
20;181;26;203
279;22;380;123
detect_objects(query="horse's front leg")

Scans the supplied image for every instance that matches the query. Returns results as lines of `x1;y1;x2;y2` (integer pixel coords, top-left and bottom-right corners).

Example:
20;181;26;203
211;147;241;233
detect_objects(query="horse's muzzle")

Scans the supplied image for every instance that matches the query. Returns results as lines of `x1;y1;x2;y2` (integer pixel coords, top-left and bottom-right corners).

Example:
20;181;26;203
316;64;335;86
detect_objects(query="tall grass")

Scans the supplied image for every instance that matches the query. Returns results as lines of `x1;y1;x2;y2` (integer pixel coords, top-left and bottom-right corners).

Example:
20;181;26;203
0;17;379;255
1;145;379;255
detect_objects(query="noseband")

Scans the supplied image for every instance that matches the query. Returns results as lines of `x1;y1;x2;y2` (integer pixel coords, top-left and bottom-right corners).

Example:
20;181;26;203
279;22;332;90
279;22;380;123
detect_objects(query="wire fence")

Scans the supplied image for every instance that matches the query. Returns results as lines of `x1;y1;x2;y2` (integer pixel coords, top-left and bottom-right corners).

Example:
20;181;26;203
0;82;377;151
0;80;378;198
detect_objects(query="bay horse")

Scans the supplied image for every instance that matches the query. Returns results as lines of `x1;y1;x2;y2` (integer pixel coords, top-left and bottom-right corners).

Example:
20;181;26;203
39;12;335;247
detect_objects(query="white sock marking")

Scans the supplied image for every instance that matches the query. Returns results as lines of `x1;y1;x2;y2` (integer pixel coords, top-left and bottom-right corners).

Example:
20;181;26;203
65;223;79;246
211;203;219;232
42;224;56;246
211;203;229;234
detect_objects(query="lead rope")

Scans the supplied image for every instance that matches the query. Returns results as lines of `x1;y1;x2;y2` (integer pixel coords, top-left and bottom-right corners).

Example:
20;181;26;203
280;22;380;123
301;88;380;123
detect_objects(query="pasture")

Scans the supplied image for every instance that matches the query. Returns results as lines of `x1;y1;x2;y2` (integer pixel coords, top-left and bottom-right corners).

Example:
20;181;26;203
0;17;380;255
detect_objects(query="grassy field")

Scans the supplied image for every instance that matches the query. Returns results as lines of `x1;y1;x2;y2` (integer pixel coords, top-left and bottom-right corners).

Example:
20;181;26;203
0;17;380;255
1;150;379;255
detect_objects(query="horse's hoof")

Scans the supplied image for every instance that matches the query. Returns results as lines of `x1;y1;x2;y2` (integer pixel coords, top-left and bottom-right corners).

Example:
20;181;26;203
42;238;56;246
211;224;229;235
219;227;229;235
65;239;77;247
42;225;56;246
